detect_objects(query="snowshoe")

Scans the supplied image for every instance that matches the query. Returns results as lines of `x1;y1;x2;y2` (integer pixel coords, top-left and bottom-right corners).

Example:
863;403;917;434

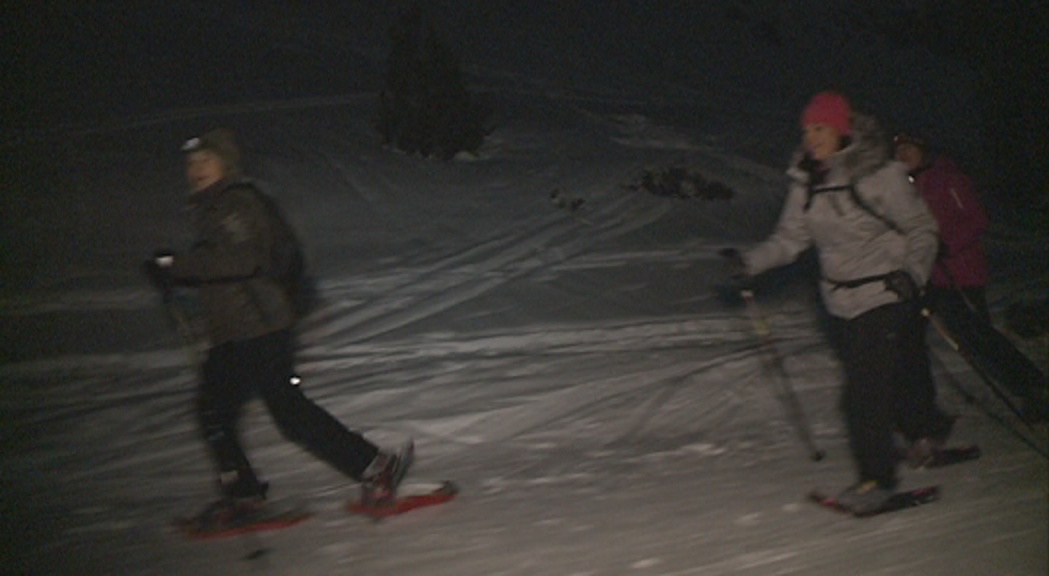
174;496;310;539
810;485;939;518
349;480;458;520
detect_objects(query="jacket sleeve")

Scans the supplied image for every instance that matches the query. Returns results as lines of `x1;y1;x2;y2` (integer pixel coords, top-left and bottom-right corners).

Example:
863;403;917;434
865;163;940;286
171;189;271;283
743;182;813;276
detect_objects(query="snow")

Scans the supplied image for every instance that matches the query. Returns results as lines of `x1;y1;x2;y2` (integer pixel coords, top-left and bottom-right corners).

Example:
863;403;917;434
2;3;1047;575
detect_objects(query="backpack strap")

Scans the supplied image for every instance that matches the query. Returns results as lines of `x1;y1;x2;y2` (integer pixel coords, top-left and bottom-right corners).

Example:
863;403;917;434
805;180;901;233
804;183;851;210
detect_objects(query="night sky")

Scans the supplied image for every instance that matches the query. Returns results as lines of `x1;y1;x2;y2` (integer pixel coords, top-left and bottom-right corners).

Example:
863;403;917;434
4;1;1047;208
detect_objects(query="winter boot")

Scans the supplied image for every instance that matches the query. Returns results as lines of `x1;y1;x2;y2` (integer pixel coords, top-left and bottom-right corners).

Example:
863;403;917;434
191;487;269;532
219;470;269;501
835;480;893;515
360;441;414;506
905;416;955;468
905;437;945;469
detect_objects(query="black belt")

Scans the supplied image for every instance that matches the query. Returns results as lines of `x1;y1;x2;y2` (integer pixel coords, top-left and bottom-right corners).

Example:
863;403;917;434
824;272;891;291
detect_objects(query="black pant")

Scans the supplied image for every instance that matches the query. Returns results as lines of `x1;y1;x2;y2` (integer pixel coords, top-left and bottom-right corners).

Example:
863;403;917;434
198;329;378;496
830;302;953;488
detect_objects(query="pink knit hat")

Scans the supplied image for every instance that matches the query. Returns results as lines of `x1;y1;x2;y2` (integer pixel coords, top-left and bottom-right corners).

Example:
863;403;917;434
801;91;851;135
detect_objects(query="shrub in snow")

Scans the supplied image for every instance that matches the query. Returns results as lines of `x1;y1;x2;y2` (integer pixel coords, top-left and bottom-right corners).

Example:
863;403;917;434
550;188;586;212
626;166;735;201
376;4;492;161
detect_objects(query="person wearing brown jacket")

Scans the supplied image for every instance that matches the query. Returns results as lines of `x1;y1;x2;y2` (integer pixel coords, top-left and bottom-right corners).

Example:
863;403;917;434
147;129;405;513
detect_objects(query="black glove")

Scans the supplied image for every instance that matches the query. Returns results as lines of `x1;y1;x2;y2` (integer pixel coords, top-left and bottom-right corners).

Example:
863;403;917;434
718;247;752;290
718;247;746;276
884;270;919;301
143;251;175;294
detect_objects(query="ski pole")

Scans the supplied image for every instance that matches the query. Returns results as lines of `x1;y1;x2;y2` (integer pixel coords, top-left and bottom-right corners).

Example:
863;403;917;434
741;289;825;462
923;308;1036;427
928;265;1049;425
924;307;1049;459
161;288;207;370
934;259;986;322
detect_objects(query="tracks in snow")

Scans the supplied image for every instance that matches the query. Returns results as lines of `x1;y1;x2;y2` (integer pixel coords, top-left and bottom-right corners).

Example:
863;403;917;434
298;188;669;345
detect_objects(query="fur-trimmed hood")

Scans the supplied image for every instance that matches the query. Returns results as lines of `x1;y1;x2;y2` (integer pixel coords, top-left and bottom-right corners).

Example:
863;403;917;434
786;112;893;186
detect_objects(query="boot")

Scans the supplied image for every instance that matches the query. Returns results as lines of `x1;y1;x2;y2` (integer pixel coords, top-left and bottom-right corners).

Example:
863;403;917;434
835;480;893;514
360;441;414;506
219;470;269;502
906;416;955;468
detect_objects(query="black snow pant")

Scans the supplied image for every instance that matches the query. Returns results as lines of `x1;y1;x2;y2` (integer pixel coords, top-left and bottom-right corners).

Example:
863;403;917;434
830;301;954;489
198;329;378;498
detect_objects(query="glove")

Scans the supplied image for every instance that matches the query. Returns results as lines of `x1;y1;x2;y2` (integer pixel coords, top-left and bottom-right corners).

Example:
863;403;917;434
718;247;747;277
143;250;175;293
718;247;751;290
884;270;919;301
154;250;174;268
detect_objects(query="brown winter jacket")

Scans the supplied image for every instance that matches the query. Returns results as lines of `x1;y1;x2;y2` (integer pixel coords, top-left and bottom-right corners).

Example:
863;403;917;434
169;180;295;346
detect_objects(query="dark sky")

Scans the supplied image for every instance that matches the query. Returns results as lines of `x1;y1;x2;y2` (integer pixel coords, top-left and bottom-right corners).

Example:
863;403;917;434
6;2;1042;132
4;4;389;130
5;2;770;130
4;2;1046;205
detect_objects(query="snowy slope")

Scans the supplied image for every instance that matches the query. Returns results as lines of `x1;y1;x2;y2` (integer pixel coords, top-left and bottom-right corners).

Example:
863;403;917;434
3;90;1046;576
2;4;1047;576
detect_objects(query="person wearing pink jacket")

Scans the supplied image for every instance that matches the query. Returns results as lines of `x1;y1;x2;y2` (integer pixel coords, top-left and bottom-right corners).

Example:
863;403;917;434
894;133;990;322
896;133;1048;422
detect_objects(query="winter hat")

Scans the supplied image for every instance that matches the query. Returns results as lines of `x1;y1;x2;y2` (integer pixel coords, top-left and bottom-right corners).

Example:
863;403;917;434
182;128;242;176
800;91;851;136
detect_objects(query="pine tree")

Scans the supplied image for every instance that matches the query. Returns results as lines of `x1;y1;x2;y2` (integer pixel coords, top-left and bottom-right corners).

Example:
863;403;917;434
376;3;491;160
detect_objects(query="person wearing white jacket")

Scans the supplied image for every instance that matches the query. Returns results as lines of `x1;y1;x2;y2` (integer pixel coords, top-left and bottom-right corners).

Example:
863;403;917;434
728;92;954;513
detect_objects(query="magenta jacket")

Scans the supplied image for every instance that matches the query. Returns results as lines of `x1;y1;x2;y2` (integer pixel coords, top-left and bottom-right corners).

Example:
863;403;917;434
912;156;988;288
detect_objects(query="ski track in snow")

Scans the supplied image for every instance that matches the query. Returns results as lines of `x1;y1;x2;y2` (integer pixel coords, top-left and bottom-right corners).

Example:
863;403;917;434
6;235;1045;575
300;188;671;345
